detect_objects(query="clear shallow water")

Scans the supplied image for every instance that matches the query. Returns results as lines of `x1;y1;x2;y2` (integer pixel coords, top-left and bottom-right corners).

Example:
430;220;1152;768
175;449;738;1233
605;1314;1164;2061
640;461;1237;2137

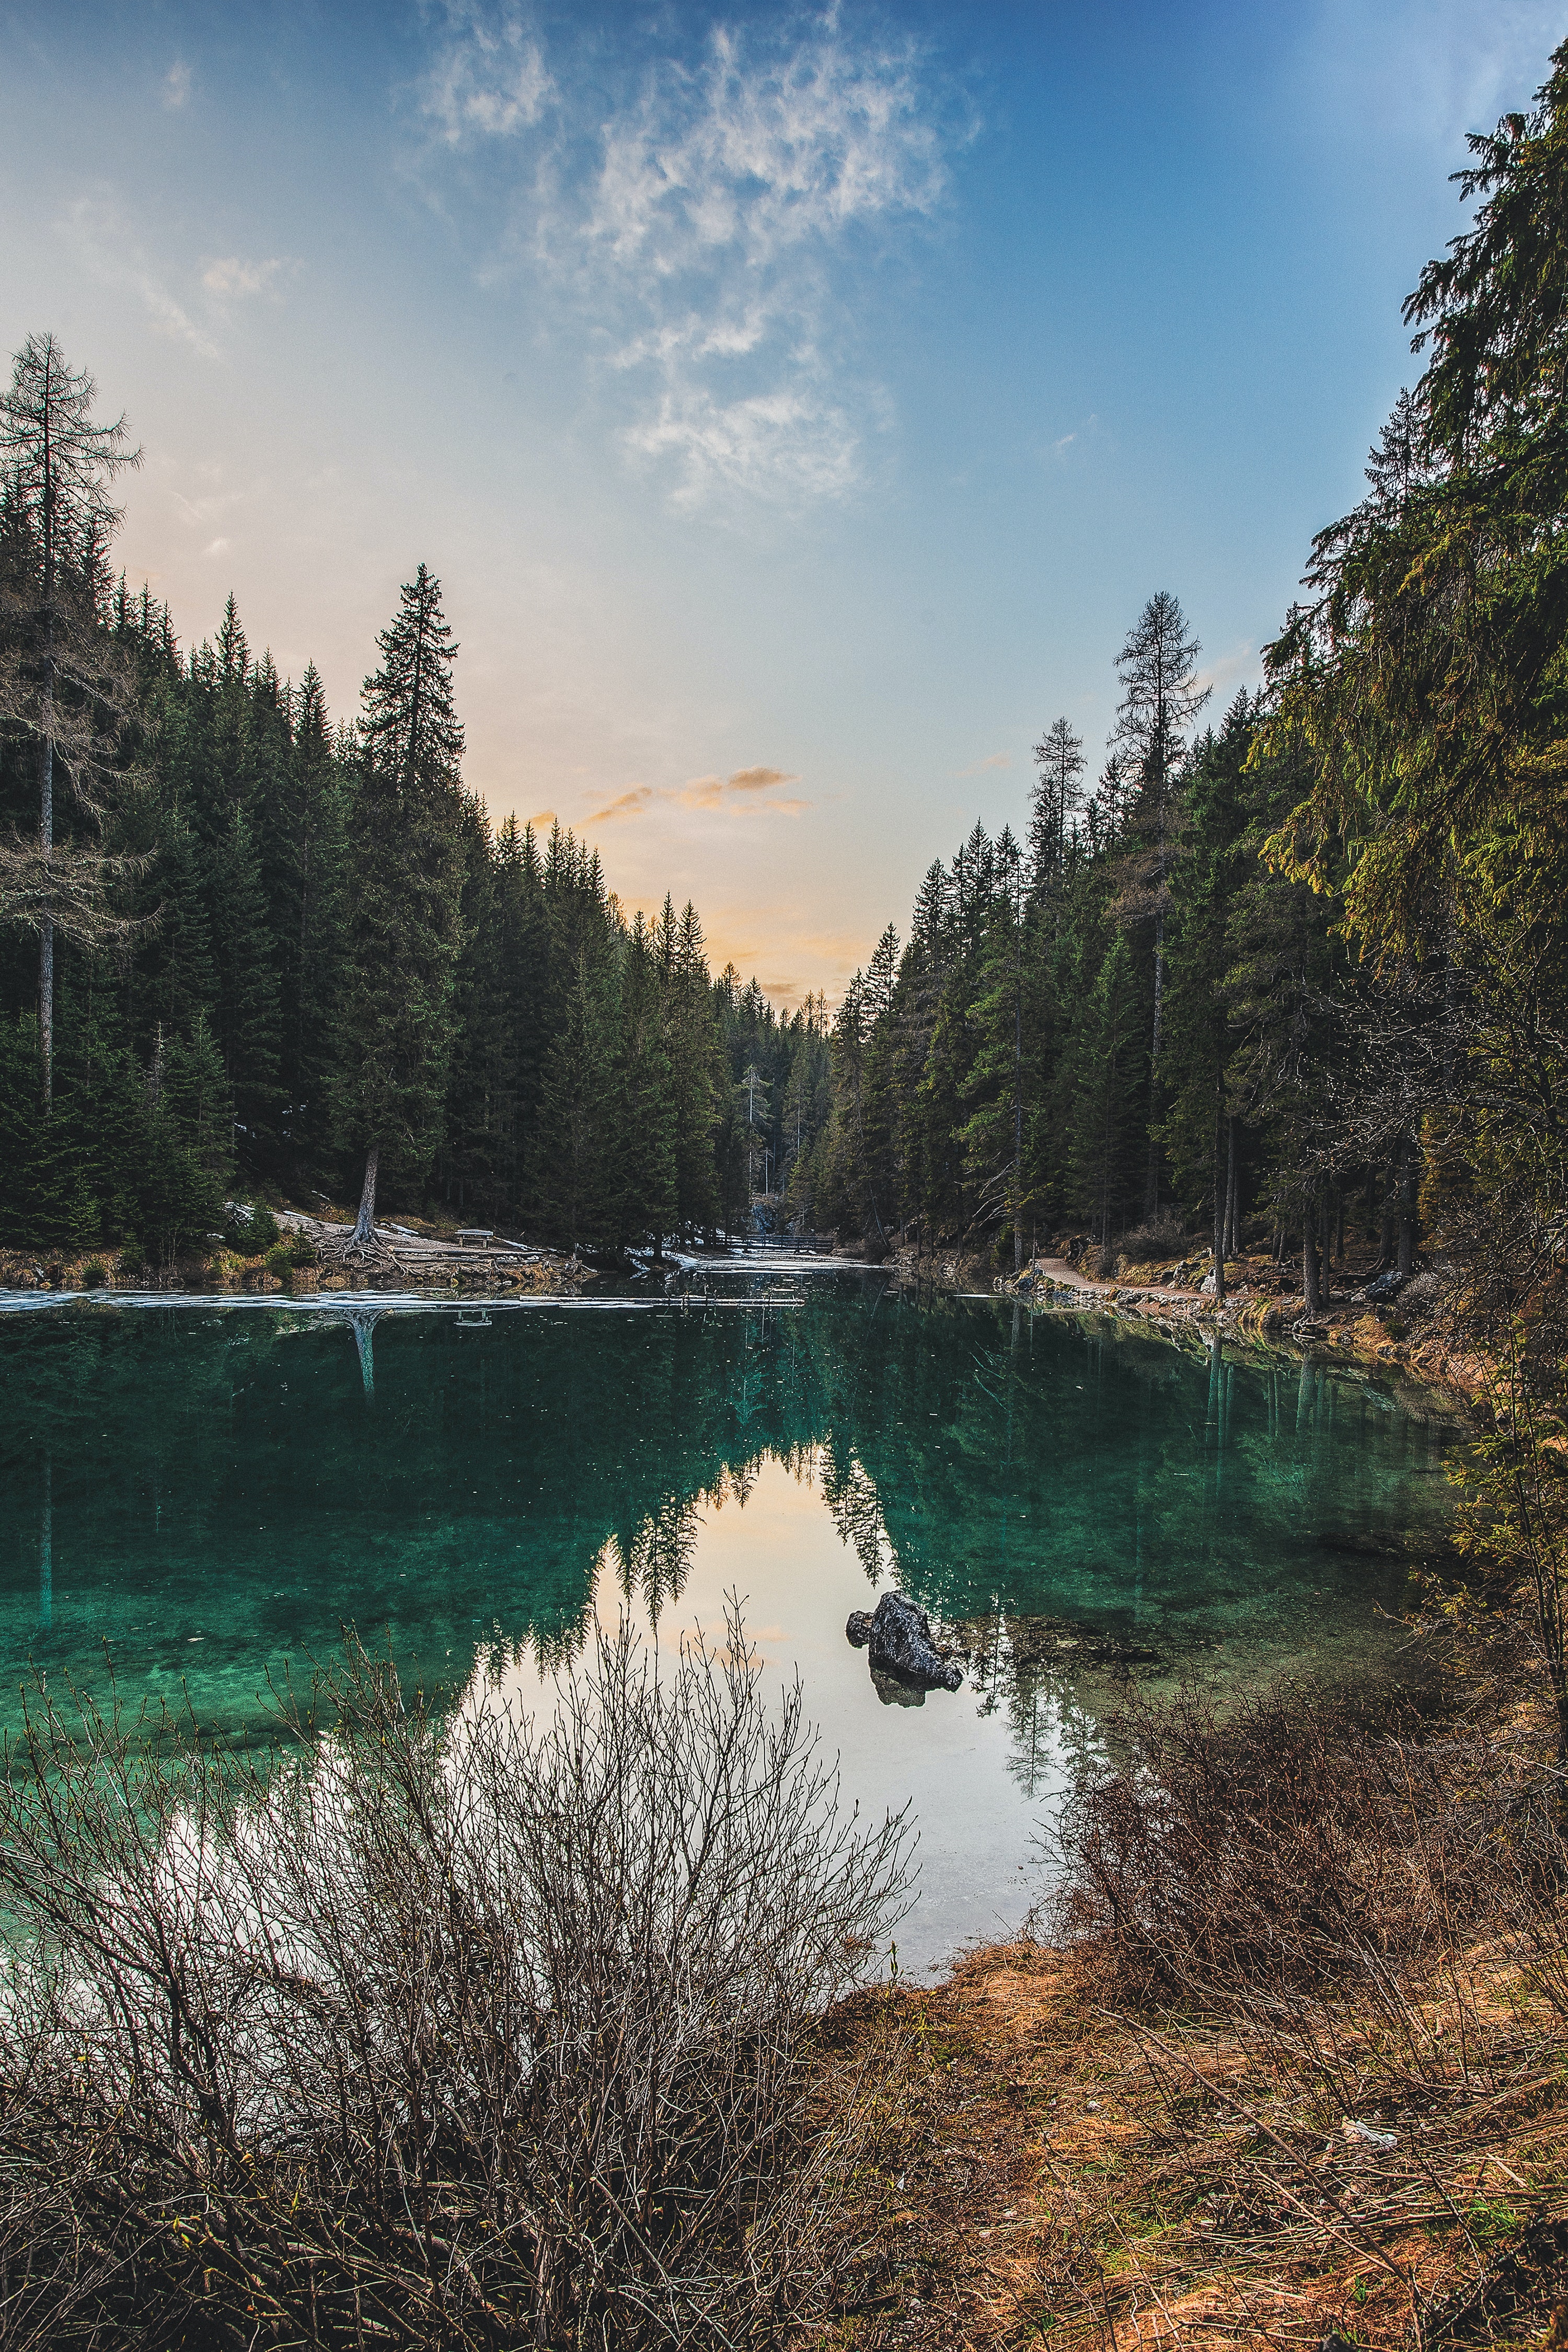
3;1279;1457;1971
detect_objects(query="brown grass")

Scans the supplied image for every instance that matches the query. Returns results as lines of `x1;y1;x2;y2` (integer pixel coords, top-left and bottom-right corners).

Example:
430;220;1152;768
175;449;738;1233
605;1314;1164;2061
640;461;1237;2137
803;1675;1568;2352
805;1928;1568;2352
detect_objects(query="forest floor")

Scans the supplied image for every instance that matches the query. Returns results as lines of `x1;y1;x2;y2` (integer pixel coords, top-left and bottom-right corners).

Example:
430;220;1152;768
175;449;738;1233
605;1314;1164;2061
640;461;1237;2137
0;1212;590;1297
805;1924;1568;2352
1003;1251;1483;1409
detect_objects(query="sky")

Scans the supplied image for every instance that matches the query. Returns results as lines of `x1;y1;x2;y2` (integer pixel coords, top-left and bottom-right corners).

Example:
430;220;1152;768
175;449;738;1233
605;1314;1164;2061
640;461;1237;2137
3;1;1565;1006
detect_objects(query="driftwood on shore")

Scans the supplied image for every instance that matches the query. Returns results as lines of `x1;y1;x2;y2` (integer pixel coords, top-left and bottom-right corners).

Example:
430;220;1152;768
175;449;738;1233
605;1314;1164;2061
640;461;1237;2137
287;1210;587;1290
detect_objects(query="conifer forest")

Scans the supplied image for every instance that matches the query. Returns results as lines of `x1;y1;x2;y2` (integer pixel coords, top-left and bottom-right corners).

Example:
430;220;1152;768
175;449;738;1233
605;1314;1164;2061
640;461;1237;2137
4;41;1568;1345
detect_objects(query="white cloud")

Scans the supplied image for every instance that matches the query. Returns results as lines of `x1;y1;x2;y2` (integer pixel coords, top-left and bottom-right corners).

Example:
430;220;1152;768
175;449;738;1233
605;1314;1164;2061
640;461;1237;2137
202;256;287;299
164;59;192;111
421;7;963;508
1304;0;1564;147
579;17;949;505
61;195;221;360
422;2;551;144
1195;639;1262;700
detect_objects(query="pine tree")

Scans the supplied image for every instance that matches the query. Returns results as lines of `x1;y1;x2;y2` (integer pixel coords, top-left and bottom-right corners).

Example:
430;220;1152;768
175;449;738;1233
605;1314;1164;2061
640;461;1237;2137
1108;591;1209;1216
614;910;677;1248
283;662;350;1170
532;941;617;1250
334;566;468;1246
1028;717;1086;897
164;1009;235;1184
660;898;722;1237
210;802;280;1145
1065;930;1145;1247
1158;693;1254;1287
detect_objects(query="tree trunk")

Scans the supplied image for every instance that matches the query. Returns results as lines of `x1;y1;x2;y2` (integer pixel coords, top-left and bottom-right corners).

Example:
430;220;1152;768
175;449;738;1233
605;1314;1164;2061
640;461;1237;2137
1320;1188;1332;1300
1144;909;1165;1219
1397;1135;1418;1278
352;1142;379;1248
1302;1191;1322;1316
1224;1117;1238;1258
38;633;54;1108
1211;1082;1227;1306
1012;989;1024;1274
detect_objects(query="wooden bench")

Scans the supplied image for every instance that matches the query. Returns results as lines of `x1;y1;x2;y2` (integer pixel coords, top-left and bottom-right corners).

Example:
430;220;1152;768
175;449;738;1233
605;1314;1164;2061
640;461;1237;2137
454;1229;495;1247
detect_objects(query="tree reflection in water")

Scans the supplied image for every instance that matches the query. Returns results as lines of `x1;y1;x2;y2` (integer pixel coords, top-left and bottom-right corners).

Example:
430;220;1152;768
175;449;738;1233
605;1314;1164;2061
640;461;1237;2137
2;1282;1455;1793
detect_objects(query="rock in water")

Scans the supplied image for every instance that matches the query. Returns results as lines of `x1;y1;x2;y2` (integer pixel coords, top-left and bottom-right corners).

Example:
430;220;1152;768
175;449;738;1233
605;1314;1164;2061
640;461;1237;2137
846;1592;964;1698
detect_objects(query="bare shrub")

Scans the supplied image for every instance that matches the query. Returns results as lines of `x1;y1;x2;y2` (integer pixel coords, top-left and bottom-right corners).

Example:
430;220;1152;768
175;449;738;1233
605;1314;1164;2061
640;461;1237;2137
1398;1264;1451;1317
1043;1680;1544;2007
0;1612;909;2349
1116;1218;1189;1266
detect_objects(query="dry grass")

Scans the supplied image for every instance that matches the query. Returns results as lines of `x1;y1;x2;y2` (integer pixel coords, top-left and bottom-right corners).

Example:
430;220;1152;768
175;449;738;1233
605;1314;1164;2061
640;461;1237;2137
804;1929;1568;2351
804;1677;1568;2352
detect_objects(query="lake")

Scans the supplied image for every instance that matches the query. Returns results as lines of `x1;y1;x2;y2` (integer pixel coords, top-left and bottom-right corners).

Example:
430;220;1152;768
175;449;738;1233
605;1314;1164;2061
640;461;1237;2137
2;1273;1457;1972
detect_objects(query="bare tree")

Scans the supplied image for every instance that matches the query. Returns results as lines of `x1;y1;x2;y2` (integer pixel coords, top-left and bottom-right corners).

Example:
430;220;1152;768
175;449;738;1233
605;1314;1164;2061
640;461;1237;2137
0;332;142;1101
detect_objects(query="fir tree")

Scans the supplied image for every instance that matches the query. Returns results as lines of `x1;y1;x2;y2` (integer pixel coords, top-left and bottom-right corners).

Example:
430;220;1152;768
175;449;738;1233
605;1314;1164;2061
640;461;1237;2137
334;566;467;1246
1065;931;1145;1247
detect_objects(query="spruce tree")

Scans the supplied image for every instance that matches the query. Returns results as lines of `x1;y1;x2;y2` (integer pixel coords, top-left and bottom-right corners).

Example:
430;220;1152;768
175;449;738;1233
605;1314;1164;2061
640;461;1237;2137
1157;693;1254;1283
1065;931;1144;1248
334;566;467;1246
1108;591;1209;1216
164;1009;235;1185
531;941;616;1250
615;911;677;1248
210;802;280;1147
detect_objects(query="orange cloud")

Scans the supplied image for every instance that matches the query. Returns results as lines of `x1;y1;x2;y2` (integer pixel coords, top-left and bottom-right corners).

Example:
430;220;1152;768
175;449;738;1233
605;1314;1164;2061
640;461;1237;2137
728;764;795;791
585;766;810;825
585;786;656;825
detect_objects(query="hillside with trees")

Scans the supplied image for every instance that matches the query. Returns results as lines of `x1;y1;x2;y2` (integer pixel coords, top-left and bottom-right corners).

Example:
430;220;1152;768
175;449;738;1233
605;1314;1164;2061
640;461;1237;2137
6;37;1568;1341
0;357;829;1262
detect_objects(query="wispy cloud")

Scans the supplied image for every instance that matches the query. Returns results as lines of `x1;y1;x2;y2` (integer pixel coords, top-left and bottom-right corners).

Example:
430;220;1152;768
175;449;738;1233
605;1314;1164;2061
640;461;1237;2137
61;195;221;359
421;2;551;144
1307;0;1564;145
953;750;1010;777
586;764;807;826
586;786;658;824
1195;639;1261;699
418;6;965;508
202;256;288;299
164;59;192;111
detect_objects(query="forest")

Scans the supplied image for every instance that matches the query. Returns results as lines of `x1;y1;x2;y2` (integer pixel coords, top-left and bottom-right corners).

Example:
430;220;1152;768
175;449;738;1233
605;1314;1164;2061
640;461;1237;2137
4;38;1568;1349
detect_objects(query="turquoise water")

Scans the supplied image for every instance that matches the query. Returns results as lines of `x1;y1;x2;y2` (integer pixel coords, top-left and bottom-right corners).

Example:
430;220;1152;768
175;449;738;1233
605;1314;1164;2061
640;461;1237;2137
2;1278;1457;1966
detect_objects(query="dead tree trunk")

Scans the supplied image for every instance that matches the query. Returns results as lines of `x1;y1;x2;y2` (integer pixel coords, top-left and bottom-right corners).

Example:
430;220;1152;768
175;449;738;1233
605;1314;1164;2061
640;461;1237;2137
352;1143;379;1250
38;622;54;1107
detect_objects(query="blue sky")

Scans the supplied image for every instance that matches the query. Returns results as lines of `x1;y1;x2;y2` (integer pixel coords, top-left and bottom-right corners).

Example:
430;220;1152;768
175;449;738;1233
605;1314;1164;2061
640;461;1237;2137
3;1;1564;1001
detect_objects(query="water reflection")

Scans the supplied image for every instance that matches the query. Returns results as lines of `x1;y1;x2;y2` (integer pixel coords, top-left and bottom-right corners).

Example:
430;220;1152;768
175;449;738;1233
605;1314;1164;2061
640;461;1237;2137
2;1284;1457;1953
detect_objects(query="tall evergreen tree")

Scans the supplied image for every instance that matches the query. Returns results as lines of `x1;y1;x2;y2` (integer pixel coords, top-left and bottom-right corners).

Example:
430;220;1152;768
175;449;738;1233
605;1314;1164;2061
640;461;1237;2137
1065;930;1144;1247
335;565;468;1245
1109;591;1209;1216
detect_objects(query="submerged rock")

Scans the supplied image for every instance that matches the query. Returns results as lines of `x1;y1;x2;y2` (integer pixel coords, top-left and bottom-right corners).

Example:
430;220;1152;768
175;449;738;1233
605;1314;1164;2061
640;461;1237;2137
846;1592;964;1699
